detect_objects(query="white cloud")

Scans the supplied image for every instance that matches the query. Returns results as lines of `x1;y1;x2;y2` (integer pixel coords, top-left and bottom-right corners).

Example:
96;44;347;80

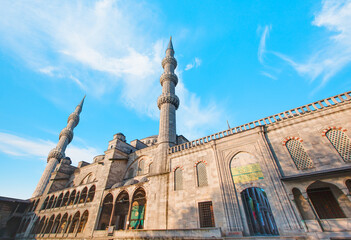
185;57;202;71
258;25;271;63
273;0;351;87
261;71;277;80
0;132;100;165
0;0;227;141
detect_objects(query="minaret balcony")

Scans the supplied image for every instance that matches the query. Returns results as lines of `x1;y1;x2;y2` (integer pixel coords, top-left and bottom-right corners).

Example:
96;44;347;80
162;56;177;69
157;94;179;110
160;72;178;86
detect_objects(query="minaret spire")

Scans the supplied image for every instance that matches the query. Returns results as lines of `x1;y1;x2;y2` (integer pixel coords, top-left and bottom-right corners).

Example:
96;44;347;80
32;96;85;197
156;37;179;172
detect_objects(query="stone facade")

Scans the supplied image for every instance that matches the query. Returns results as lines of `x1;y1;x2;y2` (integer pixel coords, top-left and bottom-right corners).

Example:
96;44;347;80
5;39;351;240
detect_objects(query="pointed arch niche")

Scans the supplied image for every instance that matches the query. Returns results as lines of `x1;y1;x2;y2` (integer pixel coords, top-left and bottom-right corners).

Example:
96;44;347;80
230;152;264;185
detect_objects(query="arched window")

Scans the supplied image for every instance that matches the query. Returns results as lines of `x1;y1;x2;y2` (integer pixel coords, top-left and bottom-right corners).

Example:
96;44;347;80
307;182;346;219
55;193;63;208
62;192;70;207
69;212;80;233
51;214;61;233
30;217;40;234
64;216;71;233
44;215;55;234
292;188;314;220
97;193;114;230
285;139;314;170
47;195;55;209
174;168;183;191
80;187;88;203
241;187;278;236
68;190;76;206
41;197;49;210
326;129;351;162
77;210;89;233
138;160;145;175
57;213;68;234
112;191;129;230
127;168;134;179
80;173;94;185
196;162;208;187
148;162;153;174
129;188;146;229
36;217;46;234
74;192;80;205
87;185;95;202
32;199;39;212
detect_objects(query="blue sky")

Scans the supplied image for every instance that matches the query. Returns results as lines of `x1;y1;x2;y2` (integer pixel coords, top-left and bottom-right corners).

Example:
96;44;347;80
1;0;350;199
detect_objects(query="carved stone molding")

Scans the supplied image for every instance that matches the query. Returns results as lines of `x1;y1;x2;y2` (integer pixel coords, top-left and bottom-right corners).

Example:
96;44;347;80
67;113;80;127
59;127;74;143
160;72;178;86
157;94;179;110
161;56;177;69
47;148;65;162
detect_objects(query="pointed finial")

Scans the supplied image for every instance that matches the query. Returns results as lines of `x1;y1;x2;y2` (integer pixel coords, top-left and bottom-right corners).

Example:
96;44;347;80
167;36;174;51
78;95;86;108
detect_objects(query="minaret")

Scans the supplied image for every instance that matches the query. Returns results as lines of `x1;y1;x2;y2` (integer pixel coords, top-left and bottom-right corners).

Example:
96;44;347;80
156;37;179;172
32;96;85;197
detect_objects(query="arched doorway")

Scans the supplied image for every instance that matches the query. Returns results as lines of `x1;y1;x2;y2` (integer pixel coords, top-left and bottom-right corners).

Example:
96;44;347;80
97;193;113;230
241;187;278;236
128;188;146;229
307;181;349;219
113;191;129;230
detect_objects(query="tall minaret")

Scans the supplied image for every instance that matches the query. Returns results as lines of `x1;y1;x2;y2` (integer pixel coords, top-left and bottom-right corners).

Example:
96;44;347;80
156;37;179;172
32;96;85;197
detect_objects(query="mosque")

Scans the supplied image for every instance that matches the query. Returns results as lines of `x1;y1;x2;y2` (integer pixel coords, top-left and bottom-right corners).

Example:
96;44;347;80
1;38;351;240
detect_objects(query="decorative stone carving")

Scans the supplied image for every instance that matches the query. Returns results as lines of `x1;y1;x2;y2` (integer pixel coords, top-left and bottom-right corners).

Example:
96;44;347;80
162;56;177;69
59;127;74;143
47;147;65;162
67;113;80;127
157;94;179;110
160;72;178;86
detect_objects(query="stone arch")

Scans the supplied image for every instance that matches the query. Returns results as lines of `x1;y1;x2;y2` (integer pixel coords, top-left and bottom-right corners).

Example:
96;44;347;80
112;190;130;230
137;159;145;176
51;214;61;233
77;210;89;233
174;167;183;191
36;216;46;234
79;187;88;203
62;191;70;207
291;188;314;220
74;191;80;205
68;190;76;206
306;181;350;219
47;195;55;209
195;161;208;187
68;211;80;233
55;193;63;208
129;187;146;229
87;185;96;202
80;172;94;185
44;214;55;233
97;193;114;230
324;128;351;162
41;196;49;210
57;213;68;234
230;152;264;187
285;139;314;170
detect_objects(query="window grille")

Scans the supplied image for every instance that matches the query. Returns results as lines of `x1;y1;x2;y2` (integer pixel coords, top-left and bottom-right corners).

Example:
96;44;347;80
286;140;313;170
138;160;145;175
241;187;278;236
326;129;351;162
174;168;183;191
198;201;215;227
196;162;208;187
